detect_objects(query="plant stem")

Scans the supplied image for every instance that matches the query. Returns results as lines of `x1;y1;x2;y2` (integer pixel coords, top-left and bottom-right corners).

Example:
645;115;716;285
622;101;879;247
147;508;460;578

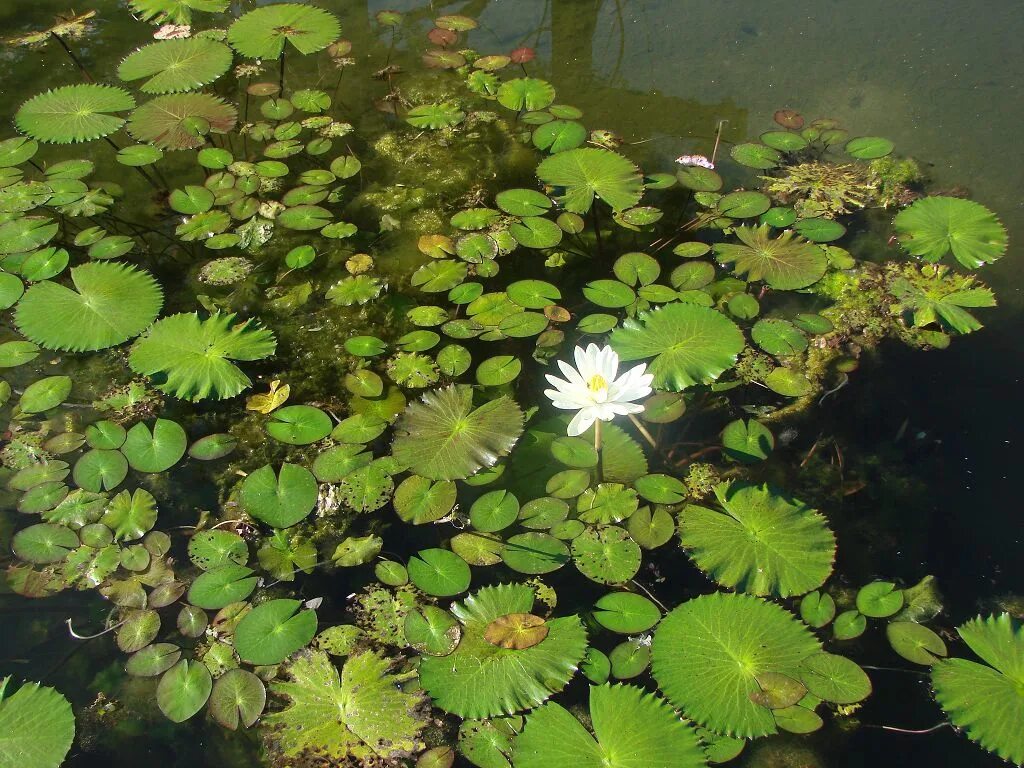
50;32;94;83
591;205;603;258
870;722;949;736
66;616;126;640
332;67;347;106
710;119;727;165
628;414;657;449
594;419;604;483
279;50;286;94
628;579;668;612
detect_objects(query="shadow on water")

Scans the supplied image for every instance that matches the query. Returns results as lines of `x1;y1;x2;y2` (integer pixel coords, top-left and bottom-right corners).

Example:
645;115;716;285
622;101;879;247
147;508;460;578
0;1;1020;767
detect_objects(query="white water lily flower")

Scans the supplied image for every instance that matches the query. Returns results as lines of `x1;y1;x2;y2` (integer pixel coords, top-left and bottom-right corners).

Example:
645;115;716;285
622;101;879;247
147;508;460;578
544;343;654;437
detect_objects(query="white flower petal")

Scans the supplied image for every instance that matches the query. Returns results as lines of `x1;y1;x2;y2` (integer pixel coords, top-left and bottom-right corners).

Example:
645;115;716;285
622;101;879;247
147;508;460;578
574;345;595;379
567;408;597;436
557;359;586;387
598;345;620;381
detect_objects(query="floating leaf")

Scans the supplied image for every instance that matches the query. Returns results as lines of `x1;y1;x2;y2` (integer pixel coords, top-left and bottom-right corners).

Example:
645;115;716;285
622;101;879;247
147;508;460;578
188;433;237;460
714;225;827;289
497;78;555;112
405;606;462;656
420;584;587;718
16;262;162;353
266;405;332;445
239;463;317;528
680;483;834;597
228;4;340;59
609;303;744;391
730;142;781;169
592;592;661;634
234;598;317;665
856;581;904;617
652;592;821;738
799;652;871;704
514;684;705;768
127;93;237;150
932;614;1024;765
12;523;78;564
0;678;75;768
263;649;427;764
887;622;947;665
128;0;229;25
844;136;894;159
537;148;644;214
187;564;258;609
18;375;72;414
16;85;135;144
101;489;158;541
129;312;276;401
119;38;233;94
392;386;524;480
571;526;641;584
408;548;472;597
502;533;569;574
722;419;774;463
121;419;187;472
209;669;266;730
484;613;549;650
156;660;212;722
893;196;1007;269
406;103;466;130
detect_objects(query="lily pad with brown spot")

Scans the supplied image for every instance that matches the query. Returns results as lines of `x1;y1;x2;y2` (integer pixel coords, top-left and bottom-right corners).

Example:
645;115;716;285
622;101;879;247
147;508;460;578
484;612;549;650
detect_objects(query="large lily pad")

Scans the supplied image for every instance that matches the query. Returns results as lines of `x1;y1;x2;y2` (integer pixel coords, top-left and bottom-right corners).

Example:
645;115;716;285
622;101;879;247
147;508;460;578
16;85;135;144
513;684;705;768
127;93;237;150
129;312;276;401
536;148;644;214
714;225;827;290
893;196;1008;270
119;38;233;94
16;261;163;353
609;303;745;391
0;677;75;768
228;4;341;59
932;613;1024;764
419;584;587;718
392;386;524;480
263;649;428;764
651;592;820;738
679;482;835;597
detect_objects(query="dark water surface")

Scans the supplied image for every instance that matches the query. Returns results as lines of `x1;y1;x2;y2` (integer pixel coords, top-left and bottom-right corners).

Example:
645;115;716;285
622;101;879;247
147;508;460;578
0;1;1020;767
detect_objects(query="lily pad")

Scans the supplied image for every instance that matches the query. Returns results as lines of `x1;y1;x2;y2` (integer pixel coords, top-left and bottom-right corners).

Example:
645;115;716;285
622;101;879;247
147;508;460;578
609;303;745;391
234;599;318;665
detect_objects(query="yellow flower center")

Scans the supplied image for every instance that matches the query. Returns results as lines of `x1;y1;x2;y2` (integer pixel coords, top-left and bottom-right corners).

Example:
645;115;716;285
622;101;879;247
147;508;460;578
587;374;608;394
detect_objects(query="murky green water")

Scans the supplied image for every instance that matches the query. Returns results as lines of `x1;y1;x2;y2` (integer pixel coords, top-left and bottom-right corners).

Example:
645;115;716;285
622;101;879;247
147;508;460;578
0;2;1020;767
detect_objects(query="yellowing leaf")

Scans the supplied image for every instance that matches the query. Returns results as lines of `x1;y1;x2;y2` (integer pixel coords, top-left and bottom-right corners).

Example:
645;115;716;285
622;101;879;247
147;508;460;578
246;379;289;414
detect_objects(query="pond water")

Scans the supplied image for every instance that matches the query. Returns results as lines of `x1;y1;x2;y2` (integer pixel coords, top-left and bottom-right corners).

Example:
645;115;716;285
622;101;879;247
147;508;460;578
0;2;1021;768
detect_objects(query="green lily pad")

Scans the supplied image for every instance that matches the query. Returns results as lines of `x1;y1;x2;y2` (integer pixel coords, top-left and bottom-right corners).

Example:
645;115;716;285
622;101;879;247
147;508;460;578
239;463;318;528
234;599;318;665
408;548;471;597
121;418;187;473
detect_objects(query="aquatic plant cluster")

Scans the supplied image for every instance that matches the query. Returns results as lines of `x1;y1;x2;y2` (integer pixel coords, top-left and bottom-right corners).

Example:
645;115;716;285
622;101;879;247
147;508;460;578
0;3;1019;768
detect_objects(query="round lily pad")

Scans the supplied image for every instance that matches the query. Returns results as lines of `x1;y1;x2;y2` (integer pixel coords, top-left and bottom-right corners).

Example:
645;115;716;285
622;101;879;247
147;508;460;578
234;599;318;665
592;592;661;633
239;463;317;528
502;533;569;574
408;548;472;596
266;405;332;445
